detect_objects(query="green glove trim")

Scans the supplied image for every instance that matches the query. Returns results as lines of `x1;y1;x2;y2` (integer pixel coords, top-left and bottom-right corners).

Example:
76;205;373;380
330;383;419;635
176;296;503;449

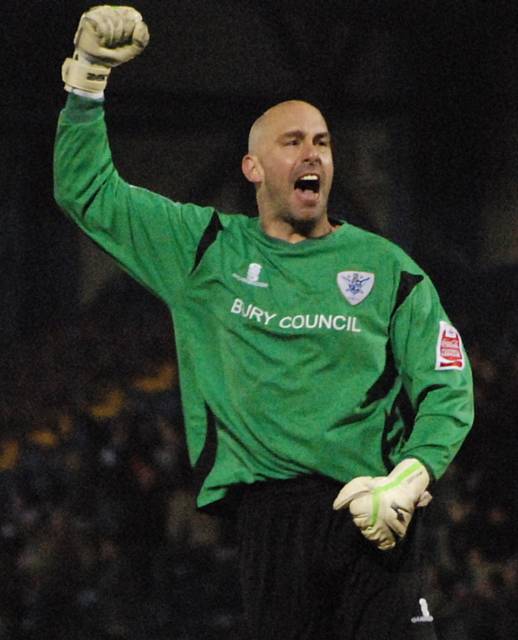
369;461;423;526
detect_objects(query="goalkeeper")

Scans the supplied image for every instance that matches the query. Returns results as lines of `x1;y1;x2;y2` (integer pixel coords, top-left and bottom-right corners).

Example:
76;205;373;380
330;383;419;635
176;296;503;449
54;7;474;640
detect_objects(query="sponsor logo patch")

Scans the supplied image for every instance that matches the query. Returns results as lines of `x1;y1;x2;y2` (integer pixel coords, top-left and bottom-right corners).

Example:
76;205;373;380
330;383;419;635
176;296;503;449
337;271;375;305
229;298;362;332
435;320;465;370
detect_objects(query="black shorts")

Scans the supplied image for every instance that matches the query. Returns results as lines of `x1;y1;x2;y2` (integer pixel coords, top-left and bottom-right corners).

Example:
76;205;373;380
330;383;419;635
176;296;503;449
236;475;437;640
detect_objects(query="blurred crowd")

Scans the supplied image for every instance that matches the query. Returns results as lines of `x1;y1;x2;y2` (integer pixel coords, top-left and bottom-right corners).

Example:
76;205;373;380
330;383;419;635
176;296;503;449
1;264;517;639
0;279;240;639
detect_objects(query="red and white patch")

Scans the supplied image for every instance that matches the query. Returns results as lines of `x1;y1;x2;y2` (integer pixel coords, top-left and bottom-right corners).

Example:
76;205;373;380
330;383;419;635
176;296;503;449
435;321;465;370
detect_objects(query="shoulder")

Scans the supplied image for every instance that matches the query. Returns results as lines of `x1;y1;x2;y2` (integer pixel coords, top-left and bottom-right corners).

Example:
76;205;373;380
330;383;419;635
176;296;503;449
335;220;425;276
215;210;252;229
212;210;258;239
161;203;249;230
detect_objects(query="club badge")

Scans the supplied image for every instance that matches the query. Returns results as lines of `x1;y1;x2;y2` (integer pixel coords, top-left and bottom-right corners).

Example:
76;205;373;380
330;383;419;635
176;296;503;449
337;271;375;305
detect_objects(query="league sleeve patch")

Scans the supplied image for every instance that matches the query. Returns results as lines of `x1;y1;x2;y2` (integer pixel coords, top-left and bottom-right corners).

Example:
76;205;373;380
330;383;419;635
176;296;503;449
435;320;465;370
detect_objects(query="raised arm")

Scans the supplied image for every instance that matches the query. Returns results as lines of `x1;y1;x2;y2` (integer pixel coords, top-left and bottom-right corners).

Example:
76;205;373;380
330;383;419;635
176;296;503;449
61;4;149;97
54;6;218;304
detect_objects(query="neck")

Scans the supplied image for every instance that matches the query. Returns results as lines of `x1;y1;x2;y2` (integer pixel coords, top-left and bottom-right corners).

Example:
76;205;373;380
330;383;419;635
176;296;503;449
260;215;336;244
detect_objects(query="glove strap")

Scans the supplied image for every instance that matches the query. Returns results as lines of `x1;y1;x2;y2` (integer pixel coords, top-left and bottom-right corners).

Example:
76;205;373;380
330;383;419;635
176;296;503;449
62;56;111;93
370;461;424;526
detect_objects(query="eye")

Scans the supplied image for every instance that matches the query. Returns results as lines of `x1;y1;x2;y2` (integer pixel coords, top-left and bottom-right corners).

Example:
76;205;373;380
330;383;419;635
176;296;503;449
285;139;299;146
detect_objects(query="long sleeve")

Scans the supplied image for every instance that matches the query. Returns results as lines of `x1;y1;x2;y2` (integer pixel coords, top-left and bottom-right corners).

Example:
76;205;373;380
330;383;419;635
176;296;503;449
53;93;216;305
390;273;474;480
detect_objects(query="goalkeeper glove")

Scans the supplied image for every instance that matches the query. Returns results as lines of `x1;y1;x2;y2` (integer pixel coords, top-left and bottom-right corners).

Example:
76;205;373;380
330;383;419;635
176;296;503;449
332;458;432;551
62;5;150;94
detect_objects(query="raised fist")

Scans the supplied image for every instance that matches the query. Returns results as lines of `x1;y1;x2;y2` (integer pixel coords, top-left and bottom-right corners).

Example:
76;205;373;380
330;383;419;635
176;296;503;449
73;5;149;67
62;5;150;94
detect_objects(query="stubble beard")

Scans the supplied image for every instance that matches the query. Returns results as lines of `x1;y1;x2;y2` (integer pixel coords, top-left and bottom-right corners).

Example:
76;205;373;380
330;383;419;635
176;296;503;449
259;182;328;238
281;210;320;237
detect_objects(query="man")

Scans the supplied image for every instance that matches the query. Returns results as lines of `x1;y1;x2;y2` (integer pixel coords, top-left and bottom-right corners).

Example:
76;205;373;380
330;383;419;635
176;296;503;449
54;6;474;639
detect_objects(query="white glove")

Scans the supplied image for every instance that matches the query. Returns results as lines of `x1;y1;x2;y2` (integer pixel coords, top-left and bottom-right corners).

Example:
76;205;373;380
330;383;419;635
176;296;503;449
333;459;432;551
62;5;150;94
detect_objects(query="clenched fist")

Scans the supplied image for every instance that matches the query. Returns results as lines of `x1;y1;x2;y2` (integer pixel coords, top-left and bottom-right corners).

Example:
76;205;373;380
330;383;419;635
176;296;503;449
333;459;431;551
62;5;150;94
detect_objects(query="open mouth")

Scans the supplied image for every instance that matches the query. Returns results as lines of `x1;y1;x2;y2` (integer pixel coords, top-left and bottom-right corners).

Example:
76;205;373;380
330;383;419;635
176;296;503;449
294;174;320;195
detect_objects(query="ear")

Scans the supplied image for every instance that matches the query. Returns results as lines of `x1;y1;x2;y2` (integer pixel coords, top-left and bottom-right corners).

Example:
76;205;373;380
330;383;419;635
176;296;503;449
242;154;263;184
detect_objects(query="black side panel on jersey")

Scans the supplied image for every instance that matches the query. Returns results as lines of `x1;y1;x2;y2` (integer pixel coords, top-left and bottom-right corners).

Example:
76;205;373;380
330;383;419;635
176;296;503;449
191;210;223;273
360;340;398;409
361;271;423;409
377;272;427;468
362;271;423;408
192;404;218;498
392;272;423;318
381;386;416;469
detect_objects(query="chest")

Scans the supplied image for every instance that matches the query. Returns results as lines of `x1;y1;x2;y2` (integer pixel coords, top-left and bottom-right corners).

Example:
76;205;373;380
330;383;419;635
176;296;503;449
182;234;394;347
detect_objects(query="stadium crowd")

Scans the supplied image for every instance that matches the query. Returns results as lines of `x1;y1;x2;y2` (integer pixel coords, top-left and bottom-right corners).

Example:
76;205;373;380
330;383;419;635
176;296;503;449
1;264;517;639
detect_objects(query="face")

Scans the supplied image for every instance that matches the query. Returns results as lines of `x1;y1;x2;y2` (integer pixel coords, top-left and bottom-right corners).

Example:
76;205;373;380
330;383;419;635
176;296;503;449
242;101;334;233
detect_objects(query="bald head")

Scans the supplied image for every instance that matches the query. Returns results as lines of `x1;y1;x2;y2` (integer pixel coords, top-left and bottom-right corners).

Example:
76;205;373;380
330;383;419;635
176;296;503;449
248;100;328;155
241;98;334;240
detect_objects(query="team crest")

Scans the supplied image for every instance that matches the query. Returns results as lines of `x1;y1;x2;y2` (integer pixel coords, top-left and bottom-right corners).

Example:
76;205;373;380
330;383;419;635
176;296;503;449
337;271;375;305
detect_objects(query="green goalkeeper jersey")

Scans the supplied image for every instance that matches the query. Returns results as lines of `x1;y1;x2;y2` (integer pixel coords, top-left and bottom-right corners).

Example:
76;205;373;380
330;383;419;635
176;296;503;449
54;95;474;508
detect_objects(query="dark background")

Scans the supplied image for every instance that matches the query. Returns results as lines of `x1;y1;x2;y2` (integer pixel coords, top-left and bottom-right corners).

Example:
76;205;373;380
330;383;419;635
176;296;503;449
3;0;518;343
2;3;518;638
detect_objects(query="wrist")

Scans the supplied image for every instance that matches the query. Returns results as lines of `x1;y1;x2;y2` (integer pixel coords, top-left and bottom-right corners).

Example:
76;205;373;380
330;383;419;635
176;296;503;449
70;88;105;101
389;458;430;497
62;53;111;94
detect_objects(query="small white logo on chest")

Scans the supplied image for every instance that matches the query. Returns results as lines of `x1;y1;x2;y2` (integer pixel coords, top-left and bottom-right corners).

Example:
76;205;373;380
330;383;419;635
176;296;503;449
411;598;434;624
233;263;269;288
337;271;375;305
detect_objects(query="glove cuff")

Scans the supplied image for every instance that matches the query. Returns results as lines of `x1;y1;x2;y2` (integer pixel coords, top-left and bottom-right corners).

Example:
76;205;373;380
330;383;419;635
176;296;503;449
386;458;430;500
62;55;111;93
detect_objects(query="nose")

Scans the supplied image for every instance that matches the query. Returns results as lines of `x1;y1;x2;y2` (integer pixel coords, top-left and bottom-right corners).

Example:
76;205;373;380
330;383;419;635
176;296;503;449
302;143;321;164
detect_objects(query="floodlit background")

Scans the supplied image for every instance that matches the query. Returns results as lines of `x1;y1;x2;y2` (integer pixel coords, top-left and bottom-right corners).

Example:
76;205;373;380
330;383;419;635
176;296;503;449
1;1;517;638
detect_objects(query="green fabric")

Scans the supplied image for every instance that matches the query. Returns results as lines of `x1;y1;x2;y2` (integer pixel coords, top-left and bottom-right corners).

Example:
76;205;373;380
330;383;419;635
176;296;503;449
54;95;475;508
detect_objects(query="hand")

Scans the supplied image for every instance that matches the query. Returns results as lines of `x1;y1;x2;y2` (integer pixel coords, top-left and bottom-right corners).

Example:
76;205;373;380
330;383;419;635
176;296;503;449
333;459;431;551
62;5;150;94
